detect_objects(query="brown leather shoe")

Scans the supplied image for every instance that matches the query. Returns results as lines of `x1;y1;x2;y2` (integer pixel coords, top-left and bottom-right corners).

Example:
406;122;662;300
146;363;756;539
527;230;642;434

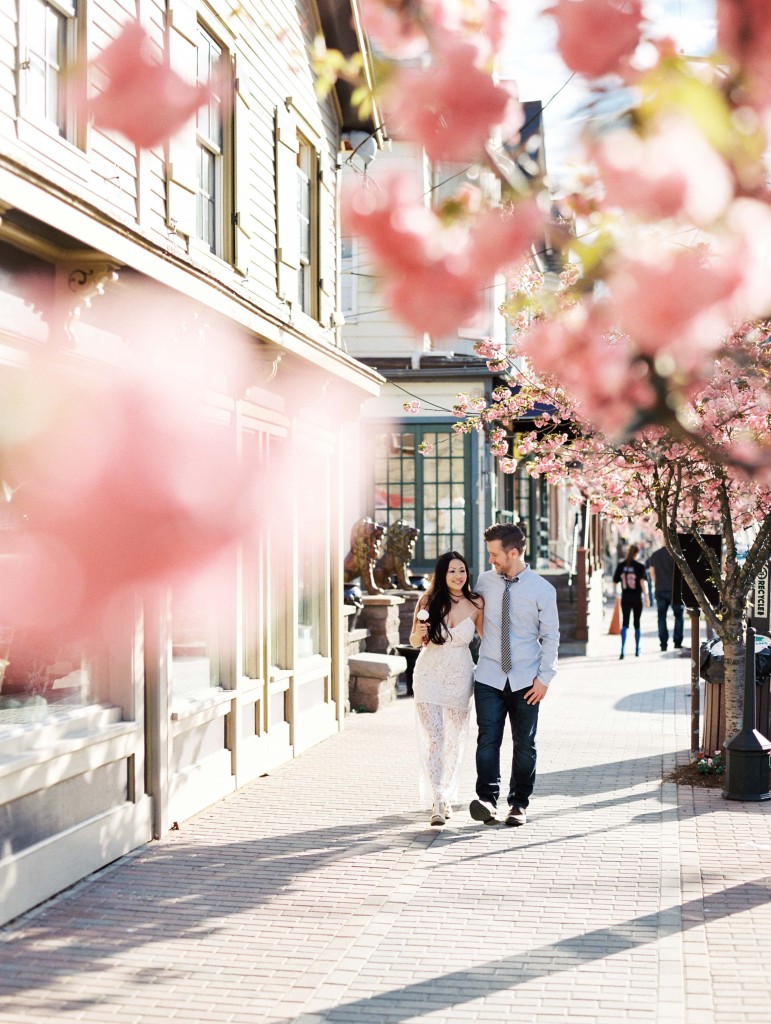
505;805;527;827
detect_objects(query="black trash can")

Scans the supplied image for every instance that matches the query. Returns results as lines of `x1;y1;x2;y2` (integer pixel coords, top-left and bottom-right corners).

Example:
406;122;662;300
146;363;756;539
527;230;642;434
699;634;771;750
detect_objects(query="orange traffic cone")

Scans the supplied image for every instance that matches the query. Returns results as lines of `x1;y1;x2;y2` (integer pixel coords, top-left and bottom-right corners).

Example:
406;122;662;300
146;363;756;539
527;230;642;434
608;596;621;635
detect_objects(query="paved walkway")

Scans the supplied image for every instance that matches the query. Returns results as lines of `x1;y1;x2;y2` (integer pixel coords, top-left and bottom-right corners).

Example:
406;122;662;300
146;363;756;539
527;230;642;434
2;609;771;1024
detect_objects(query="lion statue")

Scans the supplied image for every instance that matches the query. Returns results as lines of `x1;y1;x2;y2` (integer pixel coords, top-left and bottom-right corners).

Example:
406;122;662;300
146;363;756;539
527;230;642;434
373;520;420;591
343;517;387;595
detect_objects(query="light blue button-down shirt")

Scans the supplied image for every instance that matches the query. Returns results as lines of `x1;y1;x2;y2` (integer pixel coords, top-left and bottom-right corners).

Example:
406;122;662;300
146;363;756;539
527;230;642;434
474;566;560;690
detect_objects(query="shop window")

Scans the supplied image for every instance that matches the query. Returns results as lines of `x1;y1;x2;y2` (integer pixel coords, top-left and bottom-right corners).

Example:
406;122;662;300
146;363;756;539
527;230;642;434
170;565;225;708
296;458;329;659
0;630;92;731
372;424;470;571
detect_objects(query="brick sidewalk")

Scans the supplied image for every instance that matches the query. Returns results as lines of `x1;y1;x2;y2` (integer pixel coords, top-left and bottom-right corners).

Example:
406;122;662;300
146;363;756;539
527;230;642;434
2;609;771;1024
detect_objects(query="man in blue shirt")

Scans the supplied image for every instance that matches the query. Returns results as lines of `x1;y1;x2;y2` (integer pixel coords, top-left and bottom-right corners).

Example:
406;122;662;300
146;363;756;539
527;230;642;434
469;523;560;827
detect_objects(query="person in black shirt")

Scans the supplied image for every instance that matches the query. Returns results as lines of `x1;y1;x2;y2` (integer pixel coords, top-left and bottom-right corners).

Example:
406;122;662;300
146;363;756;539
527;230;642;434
612;544;650;659
646;545;684;651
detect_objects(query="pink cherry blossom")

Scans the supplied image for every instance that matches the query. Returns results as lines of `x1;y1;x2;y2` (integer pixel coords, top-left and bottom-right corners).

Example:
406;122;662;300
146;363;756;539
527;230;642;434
593;120;734;225
545;0;644;78
78;22;215;149
717;0;771;105
359;1;429;59
517;305;656;436
468;202;543;277
0;351;257;645
385;40;523;163
606;249;742;366
343;175;541;336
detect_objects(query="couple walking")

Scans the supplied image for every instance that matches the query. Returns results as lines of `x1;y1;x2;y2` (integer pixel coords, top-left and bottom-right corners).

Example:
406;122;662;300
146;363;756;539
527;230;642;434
409;523;560;828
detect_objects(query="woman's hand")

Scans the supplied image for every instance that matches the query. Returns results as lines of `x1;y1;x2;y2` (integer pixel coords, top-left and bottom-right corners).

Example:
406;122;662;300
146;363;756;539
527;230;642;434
411;621;429;647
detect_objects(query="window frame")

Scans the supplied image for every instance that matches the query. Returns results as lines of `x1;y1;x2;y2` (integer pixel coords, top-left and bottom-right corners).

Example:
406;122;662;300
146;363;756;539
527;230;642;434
371;421;473;574
296;134;318;319
16;0;89;177
340;235;357;320
191;21;232;263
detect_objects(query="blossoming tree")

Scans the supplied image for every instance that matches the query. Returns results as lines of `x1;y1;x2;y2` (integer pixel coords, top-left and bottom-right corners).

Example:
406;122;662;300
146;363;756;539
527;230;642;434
338;0;771;473
468;317;771;744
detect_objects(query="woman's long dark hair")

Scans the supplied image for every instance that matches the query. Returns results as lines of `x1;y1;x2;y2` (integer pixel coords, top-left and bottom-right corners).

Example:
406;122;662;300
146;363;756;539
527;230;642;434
624;544;640;566
423;550;480;646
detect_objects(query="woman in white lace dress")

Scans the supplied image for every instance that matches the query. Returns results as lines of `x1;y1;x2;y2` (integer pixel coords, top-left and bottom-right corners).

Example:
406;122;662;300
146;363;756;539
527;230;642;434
409;551;484;826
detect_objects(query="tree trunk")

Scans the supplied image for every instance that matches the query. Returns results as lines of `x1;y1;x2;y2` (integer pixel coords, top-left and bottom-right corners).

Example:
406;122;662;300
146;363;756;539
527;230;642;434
721;626;745;742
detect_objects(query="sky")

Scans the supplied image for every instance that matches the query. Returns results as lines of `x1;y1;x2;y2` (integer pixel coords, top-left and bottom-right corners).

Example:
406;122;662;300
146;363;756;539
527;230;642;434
503;0;717;188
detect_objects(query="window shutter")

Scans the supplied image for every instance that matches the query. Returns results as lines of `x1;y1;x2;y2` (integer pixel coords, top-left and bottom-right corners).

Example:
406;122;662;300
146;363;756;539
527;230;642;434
166;0;198;236
233;55;252;275
317;157;335;328
275;102;299;305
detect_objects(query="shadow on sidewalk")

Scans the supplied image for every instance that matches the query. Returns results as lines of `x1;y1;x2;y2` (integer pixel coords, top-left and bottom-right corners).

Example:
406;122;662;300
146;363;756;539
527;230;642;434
271;875;771;1024
0;814;438;1009
536;752;670;796
614;686;687;713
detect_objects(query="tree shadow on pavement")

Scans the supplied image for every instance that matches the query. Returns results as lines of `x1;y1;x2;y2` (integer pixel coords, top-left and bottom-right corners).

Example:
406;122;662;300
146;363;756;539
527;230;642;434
614;686;688;713
0;814;435;1011
269;874;771;1024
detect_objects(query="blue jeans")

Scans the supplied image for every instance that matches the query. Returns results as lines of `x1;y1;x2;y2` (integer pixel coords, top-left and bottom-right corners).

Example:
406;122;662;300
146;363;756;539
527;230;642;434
656;592;684;648
474;681;539;809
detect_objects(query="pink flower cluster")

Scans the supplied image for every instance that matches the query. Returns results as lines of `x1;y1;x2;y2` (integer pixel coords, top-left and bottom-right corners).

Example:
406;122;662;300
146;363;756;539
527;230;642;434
343;174;542;337
545;0;643;79
385;41;523;163
76;23;216;149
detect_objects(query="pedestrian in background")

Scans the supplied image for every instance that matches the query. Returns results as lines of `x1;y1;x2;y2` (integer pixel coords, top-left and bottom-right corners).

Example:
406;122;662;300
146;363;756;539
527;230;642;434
646;544;684;652
612;544;650;659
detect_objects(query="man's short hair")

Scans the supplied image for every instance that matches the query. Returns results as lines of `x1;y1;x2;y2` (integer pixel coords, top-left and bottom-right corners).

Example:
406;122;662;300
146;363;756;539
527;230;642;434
484;523;526;552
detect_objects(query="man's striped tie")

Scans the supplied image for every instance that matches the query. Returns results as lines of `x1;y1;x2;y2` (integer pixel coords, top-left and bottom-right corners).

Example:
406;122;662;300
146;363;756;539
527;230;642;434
501;578;512;675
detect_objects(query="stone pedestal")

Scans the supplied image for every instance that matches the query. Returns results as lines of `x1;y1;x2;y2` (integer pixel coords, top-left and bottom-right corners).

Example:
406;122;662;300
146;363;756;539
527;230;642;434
348;653;408;713
393;590;422;644
360;594;404;655
342;606;369;714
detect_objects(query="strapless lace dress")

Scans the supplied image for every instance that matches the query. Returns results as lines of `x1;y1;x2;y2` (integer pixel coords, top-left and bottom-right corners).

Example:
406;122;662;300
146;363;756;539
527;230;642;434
412;616;476;811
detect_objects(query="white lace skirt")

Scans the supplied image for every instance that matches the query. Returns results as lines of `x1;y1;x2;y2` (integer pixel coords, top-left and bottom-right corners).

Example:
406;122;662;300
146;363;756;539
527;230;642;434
415;701;471;810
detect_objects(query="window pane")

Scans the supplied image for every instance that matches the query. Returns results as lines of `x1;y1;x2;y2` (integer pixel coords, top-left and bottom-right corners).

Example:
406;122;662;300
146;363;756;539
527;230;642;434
297;167;311;260
424;535;438;561
171;568;223;706
195;25;224;254
27;0;67;133
0;632;91;730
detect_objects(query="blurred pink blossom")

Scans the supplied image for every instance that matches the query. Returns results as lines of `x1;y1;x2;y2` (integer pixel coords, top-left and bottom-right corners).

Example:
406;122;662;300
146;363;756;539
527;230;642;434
78;22;215;149
545;0;643;78
361;0;511;61
518;306;656;436
386;40;522;162
0;354;257;645
606;249;742;367
717;0;771;106
593;120;734;225
343;175;541;336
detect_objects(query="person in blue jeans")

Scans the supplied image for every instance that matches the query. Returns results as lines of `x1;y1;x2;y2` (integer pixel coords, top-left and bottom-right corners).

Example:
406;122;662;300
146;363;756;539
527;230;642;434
469;523;560;828
646;545;684;651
